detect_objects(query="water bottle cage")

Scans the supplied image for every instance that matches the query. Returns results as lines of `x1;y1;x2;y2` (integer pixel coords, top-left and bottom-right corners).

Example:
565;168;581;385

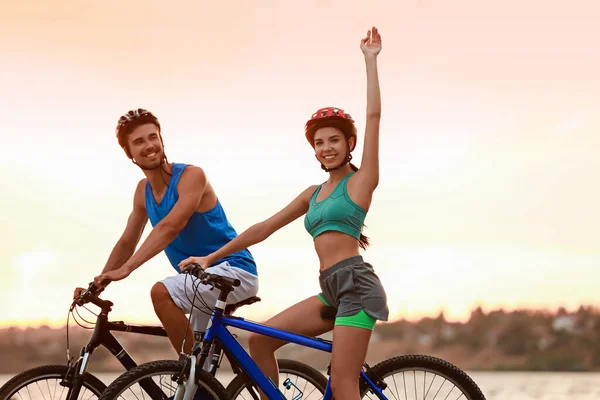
283;378;304;400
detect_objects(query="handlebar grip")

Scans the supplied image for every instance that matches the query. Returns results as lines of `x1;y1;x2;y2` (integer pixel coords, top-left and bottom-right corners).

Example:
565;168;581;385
182;268;241;288
87;281;107;295
182;263;204;277
203;272;240;287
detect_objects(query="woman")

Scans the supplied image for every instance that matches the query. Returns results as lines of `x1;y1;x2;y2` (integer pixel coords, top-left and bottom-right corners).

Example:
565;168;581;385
180;26;387;400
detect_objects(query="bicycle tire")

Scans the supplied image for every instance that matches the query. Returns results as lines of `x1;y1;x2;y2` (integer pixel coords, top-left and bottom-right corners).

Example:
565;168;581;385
361;354;486;400
98;359;227;400
0;364;107;399
226;358;327;399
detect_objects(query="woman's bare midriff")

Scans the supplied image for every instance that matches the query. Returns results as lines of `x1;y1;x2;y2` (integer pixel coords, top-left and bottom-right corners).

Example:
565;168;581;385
313;231;362;272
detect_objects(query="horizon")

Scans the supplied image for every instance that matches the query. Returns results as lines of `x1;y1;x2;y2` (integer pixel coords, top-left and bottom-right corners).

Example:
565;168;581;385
1;299;595;330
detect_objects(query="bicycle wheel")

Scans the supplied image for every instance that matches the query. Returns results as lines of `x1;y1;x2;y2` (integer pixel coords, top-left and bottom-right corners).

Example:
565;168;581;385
361;354;486;400
226;358;327;400
0;364;107;400
98;359;227;400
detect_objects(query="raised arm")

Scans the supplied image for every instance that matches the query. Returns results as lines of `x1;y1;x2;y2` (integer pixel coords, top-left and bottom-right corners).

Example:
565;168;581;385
179;185;318;270
356;26;382;191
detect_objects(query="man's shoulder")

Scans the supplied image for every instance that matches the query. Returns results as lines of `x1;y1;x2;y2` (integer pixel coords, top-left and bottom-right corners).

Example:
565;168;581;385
136;177;148;186
134;178;148;193
133;178;148;209
179;164;207;181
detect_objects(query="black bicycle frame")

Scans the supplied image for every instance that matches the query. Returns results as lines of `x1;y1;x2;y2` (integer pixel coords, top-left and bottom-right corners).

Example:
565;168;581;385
64;299;168;399
62;285;254;400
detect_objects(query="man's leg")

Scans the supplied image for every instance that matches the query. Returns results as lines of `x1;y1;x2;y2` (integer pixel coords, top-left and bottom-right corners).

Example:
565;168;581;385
153;265;259;353
152;275;220;400
151;281;196;356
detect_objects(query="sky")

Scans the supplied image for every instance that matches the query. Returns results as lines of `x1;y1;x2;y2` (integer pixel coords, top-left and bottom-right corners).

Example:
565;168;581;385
1;0;599;328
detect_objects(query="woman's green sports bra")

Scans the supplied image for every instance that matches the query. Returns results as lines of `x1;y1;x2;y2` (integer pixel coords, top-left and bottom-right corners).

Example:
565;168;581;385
304;172;367;240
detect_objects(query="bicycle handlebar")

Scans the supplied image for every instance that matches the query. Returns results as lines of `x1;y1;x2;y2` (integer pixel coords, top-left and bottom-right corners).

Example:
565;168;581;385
182;263;241;288
71;265;240;313
72;282;113;311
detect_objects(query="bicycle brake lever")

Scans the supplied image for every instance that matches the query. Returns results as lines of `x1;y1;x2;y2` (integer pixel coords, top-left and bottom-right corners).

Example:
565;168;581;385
72;283;98;308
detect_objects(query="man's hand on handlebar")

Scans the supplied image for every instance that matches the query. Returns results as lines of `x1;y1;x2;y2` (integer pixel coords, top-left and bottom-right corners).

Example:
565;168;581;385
73;282;104;301
93;267;130;291
73;287;86;300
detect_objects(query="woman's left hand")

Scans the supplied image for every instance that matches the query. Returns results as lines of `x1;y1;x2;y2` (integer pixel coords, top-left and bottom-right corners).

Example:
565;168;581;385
178;256;210;271
360;26;382;57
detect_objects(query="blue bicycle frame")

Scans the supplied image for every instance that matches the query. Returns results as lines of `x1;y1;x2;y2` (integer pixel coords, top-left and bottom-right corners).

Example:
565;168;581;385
198;295;388;400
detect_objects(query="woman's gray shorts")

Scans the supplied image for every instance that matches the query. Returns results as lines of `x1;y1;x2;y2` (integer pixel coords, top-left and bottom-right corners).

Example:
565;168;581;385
318;255;389;322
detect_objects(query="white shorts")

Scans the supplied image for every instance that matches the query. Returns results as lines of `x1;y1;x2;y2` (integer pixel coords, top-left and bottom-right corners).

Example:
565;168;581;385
160;261;259;333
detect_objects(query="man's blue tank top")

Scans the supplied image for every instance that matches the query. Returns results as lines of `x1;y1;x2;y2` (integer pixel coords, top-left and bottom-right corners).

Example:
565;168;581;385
145;163;257;276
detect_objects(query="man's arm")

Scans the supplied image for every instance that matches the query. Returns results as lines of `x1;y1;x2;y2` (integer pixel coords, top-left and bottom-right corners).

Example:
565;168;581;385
118;166;207;275
101;179;148;273
74;180;147;297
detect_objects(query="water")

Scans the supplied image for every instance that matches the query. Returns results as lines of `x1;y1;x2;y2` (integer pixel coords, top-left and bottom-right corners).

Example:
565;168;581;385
2;371;600;399
469;371;600;400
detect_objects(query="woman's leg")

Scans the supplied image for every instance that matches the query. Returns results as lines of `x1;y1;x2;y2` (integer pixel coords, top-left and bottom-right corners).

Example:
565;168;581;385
249;295;334;399
330;324;373;400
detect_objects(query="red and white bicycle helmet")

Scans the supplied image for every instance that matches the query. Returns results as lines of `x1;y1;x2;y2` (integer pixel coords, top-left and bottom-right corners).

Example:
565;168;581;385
304;107;358;172
305;107;356;146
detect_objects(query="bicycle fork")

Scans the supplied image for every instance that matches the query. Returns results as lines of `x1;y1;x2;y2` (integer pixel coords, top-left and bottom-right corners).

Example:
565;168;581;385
170;354;199;400
173;340;219;400
62;348;92;400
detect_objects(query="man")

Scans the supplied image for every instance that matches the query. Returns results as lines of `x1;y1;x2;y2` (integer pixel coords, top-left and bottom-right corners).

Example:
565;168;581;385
75;108;258;355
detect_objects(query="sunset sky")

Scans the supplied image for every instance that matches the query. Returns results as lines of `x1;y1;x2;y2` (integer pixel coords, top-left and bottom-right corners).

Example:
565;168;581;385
1;1;599;328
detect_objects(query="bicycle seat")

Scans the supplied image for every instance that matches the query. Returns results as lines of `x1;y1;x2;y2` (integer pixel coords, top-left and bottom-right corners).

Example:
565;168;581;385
225;296;261;315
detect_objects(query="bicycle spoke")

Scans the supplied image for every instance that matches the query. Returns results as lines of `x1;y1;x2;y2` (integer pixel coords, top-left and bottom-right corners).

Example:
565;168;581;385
368;365;481;400
6;376;102;400
432;378;447;399
58;383;66;400
158;375;177;395
26;384;33;400
125;387;143;400
84;389;98;400
45;379;52;400
424;373;436;399
51;378;59;400
36;381;48;400
112;373;182;400
443;385;455;400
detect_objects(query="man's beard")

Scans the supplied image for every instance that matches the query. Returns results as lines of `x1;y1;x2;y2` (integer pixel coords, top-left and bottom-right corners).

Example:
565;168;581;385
135;149;164;170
